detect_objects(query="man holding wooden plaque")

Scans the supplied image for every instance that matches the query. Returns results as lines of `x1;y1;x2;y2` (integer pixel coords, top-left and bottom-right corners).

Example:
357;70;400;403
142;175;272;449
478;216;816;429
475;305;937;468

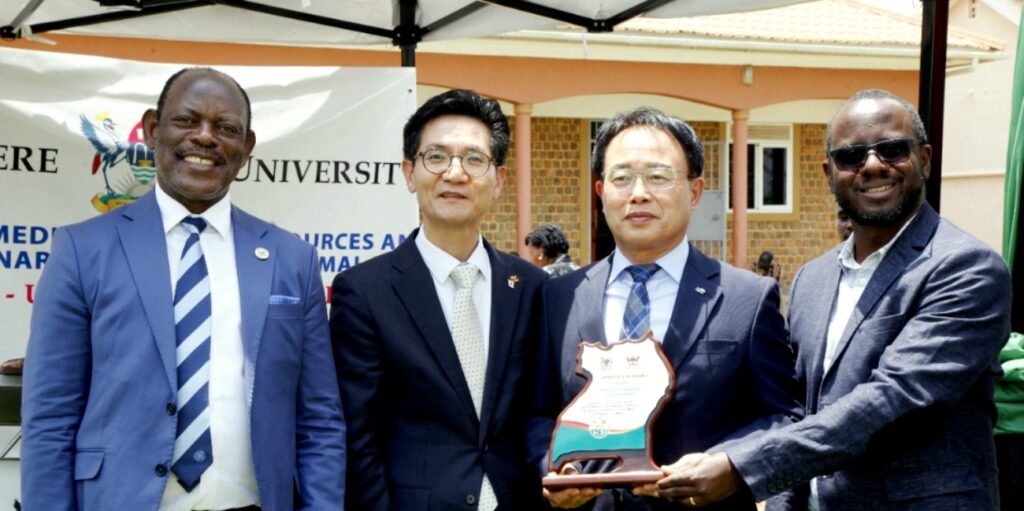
528;107;802;510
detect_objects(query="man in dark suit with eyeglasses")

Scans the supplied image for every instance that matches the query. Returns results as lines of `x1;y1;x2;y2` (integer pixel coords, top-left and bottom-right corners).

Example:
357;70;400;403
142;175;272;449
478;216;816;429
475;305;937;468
528;107;802;511
330;89;547;510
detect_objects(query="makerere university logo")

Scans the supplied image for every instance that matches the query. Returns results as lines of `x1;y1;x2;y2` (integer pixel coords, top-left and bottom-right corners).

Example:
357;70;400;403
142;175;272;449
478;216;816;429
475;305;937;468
79;112;157;213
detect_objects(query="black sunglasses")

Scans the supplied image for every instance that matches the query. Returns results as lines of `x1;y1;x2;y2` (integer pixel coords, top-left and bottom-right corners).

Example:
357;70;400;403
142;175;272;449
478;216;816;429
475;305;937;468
828;137;920;171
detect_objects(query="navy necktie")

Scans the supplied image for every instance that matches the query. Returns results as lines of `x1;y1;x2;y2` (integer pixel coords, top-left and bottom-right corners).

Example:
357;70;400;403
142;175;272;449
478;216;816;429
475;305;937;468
171;216;213;491
620;264;660;341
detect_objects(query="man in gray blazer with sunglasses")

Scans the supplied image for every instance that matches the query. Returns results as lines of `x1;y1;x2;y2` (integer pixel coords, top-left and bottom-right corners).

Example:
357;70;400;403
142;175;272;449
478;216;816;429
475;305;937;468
655;89;1012;510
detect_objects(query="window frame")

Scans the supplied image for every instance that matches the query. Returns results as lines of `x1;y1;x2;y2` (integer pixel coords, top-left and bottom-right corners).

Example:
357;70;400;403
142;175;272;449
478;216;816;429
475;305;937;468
724;124;794;214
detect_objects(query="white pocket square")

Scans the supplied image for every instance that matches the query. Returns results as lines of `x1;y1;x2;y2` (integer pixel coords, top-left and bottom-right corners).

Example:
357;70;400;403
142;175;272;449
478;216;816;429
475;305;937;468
269;294;300;305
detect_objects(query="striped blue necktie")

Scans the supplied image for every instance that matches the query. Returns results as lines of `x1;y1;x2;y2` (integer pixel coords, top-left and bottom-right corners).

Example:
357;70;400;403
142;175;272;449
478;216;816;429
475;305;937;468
620;264;660;341
171;216;213;491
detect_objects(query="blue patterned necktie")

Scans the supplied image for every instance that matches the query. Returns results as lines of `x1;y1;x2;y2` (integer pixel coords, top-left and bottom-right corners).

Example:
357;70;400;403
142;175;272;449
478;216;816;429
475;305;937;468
171;216;213;491
620;264;660;341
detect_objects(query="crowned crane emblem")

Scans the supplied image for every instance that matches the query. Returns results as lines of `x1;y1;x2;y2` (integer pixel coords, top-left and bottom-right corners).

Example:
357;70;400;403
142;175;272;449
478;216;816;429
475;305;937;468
79;112;158;213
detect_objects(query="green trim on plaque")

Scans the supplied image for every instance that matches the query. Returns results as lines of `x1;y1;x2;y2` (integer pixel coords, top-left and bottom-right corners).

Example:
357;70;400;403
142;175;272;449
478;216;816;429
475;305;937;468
551;425;646;460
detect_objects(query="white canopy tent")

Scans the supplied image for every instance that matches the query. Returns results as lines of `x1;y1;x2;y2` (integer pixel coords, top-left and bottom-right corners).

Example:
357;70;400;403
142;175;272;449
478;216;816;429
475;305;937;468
3;1;812;55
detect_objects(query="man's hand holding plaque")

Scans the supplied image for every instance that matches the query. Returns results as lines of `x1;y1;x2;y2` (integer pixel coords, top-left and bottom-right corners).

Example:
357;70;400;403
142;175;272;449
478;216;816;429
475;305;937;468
543;464;603;509
542;334;675;491
634;452;742;506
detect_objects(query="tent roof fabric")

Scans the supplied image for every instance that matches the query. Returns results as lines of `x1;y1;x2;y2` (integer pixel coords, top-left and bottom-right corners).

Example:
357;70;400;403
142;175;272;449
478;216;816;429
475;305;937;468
613;0;1003;51
1;0;812;46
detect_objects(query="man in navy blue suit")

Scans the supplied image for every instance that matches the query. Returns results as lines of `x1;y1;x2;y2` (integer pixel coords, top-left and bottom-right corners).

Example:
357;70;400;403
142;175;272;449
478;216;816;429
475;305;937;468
659;90;1011;510
331;89;547;510
21;68;346;511
528;107;801;511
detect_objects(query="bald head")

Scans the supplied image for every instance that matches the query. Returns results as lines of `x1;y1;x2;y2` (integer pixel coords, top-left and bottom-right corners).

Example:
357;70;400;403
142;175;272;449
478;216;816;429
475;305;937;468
825;89;926;152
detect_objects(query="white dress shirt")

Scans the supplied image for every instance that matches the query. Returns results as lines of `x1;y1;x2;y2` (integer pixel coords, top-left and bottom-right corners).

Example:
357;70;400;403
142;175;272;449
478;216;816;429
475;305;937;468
809;214;915;511
415;227;493;363
603;238;690;344
155;185;258;511
823;213;917;374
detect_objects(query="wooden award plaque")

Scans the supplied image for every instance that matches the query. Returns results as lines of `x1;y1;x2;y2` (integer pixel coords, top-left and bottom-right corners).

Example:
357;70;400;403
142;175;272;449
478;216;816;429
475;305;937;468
542;335;675;489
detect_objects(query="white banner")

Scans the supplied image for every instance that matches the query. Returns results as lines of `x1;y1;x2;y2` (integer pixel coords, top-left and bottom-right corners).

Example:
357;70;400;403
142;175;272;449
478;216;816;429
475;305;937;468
0;48;419;361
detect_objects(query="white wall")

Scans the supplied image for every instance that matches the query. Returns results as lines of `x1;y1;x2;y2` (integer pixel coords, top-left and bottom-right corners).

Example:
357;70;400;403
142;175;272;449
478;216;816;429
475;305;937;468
941;0;1020;250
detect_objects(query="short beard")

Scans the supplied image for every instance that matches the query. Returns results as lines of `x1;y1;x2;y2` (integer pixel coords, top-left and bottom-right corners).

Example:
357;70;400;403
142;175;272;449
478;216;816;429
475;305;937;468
834;169;925;227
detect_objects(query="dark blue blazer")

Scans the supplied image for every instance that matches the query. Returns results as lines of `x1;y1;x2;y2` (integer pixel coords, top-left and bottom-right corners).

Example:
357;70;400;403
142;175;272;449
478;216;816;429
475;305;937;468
330;230;547;510
529;246;801;511
726;204;1012;510
20;191;346;510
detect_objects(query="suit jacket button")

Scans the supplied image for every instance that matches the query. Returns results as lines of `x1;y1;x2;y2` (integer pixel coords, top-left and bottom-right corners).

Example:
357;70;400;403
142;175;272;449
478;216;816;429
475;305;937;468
155;464;168;477
166;403;177;415
465;493;476;505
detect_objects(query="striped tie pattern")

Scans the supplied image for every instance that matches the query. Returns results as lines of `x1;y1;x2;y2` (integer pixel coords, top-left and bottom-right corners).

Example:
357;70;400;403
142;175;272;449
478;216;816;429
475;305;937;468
620;264;660;341
171;216;213;491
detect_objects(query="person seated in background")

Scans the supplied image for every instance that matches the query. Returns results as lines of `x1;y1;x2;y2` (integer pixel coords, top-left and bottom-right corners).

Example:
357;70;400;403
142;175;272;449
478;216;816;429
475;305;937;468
836;206;853;241
526;223;581;278
752;250;782;281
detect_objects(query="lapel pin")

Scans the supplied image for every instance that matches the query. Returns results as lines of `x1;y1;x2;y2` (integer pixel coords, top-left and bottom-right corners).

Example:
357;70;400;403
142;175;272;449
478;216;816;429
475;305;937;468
695;286;706;295
254;247;270;261
508;275;520;289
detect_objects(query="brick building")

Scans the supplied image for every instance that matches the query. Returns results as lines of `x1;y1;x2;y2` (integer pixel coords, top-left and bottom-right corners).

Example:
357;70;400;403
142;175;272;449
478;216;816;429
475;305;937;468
484;118;838;299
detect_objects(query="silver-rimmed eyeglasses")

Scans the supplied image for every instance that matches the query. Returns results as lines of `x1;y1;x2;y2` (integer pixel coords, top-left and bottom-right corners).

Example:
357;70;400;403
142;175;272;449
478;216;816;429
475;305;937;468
605;167;680;191
416;148;494;177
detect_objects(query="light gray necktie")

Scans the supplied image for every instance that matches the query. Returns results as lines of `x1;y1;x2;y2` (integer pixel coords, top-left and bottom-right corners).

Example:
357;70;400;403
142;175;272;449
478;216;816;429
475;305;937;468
448;262;497;510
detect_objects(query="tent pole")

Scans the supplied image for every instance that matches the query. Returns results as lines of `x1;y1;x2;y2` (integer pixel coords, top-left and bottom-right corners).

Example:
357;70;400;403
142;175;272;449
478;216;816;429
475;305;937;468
401;45;415;67
399;0;417;67
919;0;948;213
5;0;44;32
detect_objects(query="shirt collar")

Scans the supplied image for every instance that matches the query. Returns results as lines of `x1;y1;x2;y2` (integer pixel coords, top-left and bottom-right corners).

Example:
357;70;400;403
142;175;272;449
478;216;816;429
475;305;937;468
414;227;491;287
837;211;917;272
608;237;689;287
154;182;232;239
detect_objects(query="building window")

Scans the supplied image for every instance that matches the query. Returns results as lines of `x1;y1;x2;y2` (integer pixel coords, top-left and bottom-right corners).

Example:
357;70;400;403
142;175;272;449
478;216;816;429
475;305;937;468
726;125;793;213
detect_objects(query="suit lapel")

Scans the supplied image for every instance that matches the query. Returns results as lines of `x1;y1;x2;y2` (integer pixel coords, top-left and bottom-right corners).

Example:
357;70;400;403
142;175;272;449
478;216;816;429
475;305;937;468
232;207;273;407
662;247;722;373
480;242;521;441
116;192;176;390
561;258;611;397
391;231;479;422
575;258;611;345
822;205;939;382
804;258;842;412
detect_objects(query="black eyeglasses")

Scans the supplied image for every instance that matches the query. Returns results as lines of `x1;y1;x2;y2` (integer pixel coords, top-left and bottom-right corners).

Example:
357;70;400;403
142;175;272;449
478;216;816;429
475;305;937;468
415;149;493;177
828;137;920;171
